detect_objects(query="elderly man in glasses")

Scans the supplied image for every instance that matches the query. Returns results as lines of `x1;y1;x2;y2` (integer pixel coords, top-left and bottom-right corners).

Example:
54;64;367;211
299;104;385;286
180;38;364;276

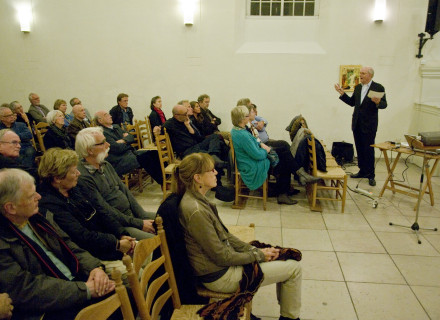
0;107;36;168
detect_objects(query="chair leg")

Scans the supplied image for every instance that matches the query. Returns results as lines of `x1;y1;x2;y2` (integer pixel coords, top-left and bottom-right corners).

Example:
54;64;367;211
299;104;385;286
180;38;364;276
341;176;347;213
262;179;267;211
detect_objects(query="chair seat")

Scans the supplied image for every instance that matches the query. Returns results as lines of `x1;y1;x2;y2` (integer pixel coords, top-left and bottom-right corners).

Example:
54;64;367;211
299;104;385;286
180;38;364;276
316;167;346;179
172;304;248;320
139;143;157;151
326;158;340;167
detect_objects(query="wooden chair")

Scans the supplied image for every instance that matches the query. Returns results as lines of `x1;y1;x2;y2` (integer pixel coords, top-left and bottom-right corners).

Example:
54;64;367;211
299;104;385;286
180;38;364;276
306;135;347;213
136;117;157;150
74;269;135;320
120;122;145;192
33;121;49;153
155;131;179;200
230;139;268;211
122;216;248;320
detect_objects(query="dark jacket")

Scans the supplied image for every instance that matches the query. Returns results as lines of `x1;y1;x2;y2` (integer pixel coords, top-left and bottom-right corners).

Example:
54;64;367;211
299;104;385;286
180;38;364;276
77;160;148;230
38;182;129;261
43;124;73;150
149;109;166;129
201;108;221;126
0;211;101;319
339;81;387;134
163;117;203;156
67;117;90;141
109;105;134;126
101;124;139;175
190;115;218;137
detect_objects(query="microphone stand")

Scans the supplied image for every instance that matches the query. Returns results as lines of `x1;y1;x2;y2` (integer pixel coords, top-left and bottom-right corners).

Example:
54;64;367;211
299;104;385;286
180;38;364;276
389;152;438;244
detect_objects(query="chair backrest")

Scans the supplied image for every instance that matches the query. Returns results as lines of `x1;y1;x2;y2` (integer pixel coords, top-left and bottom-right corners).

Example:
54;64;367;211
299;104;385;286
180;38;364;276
74;269;135;320
126;122;141;149
33;121;49;153
163;128;176;163
307;134;318;176
123;216;181;320
136;117;154;147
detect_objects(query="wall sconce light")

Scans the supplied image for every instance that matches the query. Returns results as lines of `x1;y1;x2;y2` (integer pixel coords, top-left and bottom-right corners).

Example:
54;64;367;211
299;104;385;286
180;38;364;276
373;0;386;22
183;0;195;26
18;4;33;32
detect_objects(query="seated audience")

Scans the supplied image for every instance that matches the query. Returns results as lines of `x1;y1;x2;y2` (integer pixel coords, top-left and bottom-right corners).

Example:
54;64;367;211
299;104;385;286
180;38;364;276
28;92;49;124
231;105;300;205
178;153;302;320
75;127;156;240
44;110;74;150
38;148;136;266
0;107;36;168
198;94;221;127
190;100;218;137
0;293;13;320
149;95;167;130
0;168;115;320
163;104;226;162
237;98;269;143
69;97;92;123
110;93;133;128
54;99;74;127
9;101;30;125
67;104;90;142
94;110;162;183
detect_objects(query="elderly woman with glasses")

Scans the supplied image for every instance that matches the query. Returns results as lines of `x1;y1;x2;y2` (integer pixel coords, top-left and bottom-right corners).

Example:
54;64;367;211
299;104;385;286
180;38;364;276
231;105;299;205
38;148;136;267
178;153;302;320
44;110;73;150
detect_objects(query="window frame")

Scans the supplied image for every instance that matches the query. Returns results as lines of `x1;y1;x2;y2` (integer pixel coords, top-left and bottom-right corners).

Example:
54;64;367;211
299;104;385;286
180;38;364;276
247;0;319;18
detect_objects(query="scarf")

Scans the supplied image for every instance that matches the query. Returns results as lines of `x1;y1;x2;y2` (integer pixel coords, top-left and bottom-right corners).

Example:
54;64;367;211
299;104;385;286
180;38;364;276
197;241;302;319
154;107;166;124
6;213;80;280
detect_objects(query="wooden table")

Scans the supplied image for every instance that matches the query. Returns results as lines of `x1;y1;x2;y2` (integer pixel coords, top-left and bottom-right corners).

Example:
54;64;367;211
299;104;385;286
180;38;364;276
372;142;440;210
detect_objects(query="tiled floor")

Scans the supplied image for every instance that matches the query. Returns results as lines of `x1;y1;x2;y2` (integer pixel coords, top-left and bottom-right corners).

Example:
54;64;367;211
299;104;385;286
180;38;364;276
134;159;440;320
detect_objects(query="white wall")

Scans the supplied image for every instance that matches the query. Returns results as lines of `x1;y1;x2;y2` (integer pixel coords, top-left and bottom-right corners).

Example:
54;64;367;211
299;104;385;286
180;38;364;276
0;0;437;148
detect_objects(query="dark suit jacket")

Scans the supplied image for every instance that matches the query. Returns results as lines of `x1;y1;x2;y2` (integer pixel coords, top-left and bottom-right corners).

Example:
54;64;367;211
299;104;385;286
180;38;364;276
163;117;203;156
340;81;387;134
67;118;90;141
109;105;134;126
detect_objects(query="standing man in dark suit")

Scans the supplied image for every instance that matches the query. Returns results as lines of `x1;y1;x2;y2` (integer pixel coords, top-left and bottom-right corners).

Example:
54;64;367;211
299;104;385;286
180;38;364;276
335;66;387;186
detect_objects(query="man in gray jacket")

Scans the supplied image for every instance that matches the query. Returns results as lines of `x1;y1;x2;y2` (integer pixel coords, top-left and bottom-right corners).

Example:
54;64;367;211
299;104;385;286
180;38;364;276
0;168;114;320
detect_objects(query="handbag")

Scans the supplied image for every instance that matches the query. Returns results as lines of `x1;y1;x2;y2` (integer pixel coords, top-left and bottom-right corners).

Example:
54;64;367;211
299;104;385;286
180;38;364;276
331;141;354;165
267;149;280;168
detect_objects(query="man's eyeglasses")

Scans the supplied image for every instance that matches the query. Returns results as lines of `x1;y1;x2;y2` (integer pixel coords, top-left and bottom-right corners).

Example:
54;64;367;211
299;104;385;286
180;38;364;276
1;114;15;118
0;140;21;146
175;112;188;116
94;139;107;146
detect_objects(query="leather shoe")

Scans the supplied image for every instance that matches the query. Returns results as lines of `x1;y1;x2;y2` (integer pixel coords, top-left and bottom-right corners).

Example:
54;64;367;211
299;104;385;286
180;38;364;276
369;178;376;186
250;314;262;320
351;172;367;178
277;194;298;205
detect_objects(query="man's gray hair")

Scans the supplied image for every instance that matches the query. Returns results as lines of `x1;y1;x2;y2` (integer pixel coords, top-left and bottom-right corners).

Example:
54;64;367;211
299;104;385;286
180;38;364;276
28;93;37;102
0;168;35;214
75;127;104;159
9;101;20;112
0;107;11;116
69;97;79;107
0;129;14;141
46;110;63;125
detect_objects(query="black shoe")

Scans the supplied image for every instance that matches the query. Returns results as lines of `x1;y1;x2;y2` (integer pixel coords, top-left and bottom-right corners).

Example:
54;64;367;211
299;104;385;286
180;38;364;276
250;314;262;320
288;188;301;196
279;316;300;320
351;172;367;178
369;178;376;186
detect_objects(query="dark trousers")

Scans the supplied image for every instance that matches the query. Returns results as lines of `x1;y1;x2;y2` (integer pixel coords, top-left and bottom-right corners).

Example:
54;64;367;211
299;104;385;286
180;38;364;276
266;140;300;194
353;128;376;178
183;134;222;157
136;150;163;185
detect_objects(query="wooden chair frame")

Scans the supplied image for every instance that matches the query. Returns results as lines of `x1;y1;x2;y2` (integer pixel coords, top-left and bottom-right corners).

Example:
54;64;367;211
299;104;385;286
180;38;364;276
154;131;179;201
136;117;157;150
74;269;135;320
230;139;268;211
120;123;145;192
306;135;347;213
33;121;49;153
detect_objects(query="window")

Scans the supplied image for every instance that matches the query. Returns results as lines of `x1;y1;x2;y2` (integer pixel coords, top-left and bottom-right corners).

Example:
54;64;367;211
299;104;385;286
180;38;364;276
249;0;317;17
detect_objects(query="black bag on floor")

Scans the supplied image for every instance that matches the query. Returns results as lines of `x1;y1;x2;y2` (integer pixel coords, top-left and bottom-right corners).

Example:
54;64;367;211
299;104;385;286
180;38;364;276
331;141;354;165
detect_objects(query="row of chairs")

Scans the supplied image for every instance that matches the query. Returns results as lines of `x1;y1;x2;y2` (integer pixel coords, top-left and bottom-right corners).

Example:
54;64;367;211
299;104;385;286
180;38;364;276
76;216;252;320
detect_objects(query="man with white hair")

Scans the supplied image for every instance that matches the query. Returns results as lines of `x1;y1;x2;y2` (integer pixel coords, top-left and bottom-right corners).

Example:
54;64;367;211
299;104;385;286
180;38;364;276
67;104;90;142
0;168;114;319
28;92;49;123
75;127;156;240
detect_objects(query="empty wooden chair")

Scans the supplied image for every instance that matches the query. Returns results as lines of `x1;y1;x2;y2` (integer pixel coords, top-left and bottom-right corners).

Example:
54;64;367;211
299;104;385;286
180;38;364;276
74;269;135;320
306;135;347;213
230;138;268;211
136;117;157;150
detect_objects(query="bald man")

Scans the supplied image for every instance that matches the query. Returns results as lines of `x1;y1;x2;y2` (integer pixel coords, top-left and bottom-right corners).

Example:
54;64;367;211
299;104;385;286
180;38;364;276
67;104;90;141
335;66;387;186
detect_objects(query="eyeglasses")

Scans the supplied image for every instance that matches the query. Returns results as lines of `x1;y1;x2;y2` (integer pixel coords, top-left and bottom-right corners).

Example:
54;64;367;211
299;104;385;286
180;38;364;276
0;140;21;146
1;114;15;118
94;139;107;146
175;112;188;116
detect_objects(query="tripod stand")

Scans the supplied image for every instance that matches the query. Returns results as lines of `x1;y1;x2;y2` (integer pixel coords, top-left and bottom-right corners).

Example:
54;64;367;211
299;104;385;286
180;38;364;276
389;154;438;244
